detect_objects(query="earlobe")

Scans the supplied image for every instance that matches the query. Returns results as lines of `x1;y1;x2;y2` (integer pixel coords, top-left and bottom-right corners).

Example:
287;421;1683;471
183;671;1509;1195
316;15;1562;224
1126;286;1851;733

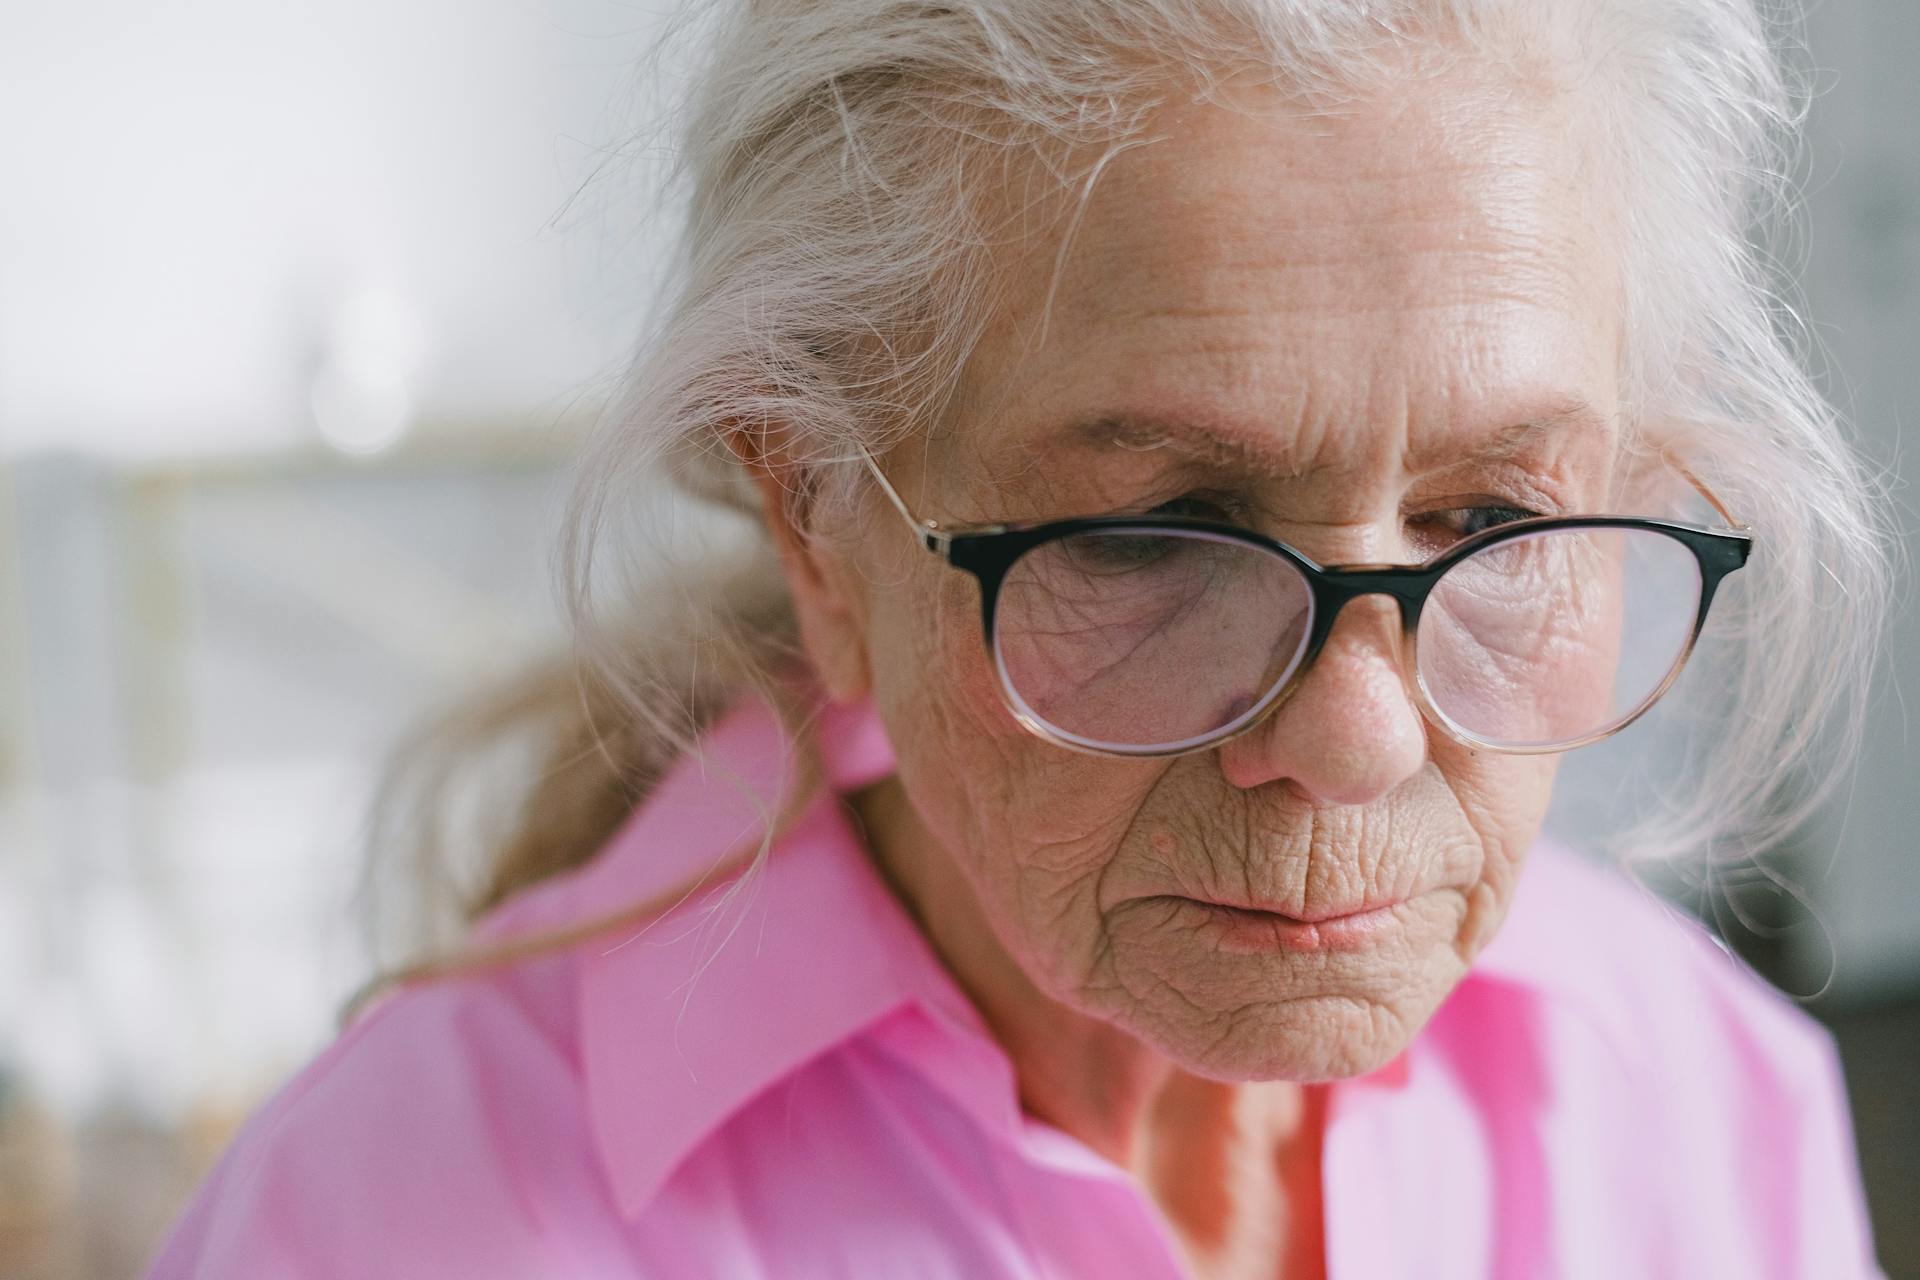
725;425;876;704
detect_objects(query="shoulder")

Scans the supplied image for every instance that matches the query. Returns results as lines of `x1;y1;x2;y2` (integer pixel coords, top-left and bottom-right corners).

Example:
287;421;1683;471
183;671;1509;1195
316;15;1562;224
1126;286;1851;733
142;947;625;1280
1468;840;1881;1275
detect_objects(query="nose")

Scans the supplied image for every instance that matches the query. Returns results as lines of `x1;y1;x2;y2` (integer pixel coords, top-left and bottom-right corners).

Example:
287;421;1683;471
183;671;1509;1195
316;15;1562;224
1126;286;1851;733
1216;594;1428;804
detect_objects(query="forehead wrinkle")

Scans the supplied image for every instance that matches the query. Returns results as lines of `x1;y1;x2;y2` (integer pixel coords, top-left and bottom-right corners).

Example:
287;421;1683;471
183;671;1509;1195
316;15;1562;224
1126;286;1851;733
1408;399;1619;473
1055;397;1614;484
1073;413;1306;479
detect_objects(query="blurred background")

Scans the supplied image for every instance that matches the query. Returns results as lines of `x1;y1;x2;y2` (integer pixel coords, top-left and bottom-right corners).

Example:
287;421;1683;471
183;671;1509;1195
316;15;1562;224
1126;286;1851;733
0;2;1913;1277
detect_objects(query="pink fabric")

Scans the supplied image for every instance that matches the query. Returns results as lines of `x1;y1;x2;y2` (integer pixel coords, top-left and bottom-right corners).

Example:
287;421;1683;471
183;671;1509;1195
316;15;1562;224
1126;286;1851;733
145;693;1883;1278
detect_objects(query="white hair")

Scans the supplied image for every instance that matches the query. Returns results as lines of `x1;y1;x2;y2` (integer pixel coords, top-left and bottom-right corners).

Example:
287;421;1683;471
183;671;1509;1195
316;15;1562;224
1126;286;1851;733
361;0;1895;982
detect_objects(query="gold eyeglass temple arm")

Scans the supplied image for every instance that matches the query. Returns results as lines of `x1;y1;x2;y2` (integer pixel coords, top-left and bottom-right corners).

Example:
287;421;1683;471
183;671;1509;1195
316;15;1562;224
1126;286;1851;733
858;444;952;552
1668;455;1749;531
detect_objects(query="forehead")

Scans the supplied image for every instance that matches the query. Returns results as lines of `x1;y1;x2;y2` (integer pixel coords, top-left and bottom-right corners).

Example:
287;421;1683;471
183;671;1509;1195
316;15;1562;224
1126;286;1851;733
951;71;1621;484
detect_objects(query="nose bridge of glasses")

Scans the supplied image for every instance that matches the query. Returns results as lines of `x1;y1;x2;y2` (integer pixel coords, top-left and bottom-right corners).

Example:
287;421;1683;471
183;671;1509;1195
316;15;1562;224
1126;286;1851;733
1288;568;1428;711
1311;565;1430;638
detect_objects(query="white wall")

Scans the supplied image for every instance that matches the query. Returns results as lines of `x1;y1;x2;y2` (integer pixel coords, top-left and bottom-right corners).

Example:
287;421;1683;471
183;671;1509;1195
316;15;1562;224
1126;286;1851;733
0;0;664;459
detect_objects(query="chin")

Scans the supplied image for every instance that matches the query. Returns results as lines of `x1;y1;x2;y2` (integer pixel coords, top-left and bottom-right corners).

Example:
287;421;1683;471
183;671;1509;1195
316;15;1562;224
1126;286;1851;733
1086;899;1458;1082
1136;990;1424;1084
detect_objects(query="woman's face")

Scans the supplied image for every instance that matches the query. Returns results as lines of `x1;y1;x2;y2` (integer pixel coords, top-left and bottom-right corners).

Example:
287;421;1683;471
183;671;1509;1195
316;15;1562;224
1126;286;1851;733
798;71;1623;1081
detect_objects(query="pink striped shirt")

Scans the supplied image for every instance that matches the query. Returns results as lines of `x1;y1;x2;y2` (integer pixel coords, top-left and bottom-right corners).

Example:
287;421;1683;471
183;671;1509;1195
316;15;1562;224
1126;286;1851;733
146;693;1882;1278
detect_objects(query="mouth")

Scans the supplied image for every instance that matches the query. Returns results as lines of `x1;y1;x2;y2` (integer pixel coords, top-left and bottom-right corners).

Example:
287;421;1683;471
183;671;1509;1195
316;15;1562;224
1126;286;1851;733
1158;895;1408;954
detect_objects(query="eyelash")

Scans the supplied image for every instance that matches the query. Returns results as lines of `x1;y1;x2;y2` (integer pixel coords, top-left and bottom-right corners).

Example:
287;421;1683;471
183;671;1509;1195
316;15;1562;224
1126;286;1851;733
1147;494;1240;521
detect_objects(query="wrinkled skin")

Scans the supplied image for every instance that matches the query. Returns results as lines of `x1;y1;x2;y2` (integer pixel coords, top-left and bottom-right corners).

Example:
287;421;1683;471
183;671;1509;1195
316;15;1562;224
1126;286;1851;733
747;63;1623;1277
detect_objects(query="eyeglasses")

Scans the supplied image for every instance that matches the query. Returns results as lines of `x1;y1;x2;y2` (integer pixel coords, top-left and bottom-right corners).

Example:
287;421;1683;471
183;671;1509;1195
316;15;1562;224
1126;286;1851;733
857;444;1753;758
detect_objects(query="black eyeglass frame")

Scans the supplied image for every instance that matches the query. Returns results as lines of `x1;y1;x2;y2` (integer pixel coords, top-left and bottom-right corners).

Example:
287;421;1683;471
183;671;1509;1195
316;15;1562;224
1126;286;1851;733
857;446;1754;758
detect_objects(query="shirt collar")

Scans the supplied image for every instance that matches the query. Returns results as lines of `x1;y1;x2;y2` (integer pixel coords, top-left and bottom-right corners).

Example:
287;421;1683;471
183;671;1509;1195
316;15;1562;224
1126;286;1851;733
566;691;1585;1218
571;691;991;1217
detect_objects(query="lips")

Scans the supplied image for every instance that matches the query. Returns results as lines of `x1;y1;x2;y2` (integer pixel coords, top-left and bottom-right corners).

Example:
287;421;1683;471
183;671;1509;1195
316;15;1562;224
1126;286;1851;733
1157;894;1410;954
1183;897;1405;924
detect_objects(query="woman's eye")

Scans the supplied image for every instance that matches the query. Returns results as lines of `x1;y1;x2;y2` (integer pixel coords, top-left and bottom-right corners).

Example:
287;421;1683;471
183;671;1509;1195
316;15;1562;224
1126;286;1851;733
1145;494;1235;522
1419;504;1544;539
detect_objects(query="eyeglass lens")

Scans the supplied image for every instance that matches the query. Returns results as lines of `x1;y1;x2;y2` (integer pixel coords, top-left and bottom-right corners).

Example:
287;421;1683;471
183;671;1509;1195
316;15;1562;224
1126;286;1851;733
991;525;1703;752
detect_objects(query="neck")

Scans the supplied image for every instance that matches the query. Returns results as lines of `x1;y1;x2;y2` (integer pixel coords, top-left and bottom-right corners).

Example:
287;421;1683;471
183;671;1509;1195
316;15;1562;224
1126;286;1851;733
847;774;1327;1272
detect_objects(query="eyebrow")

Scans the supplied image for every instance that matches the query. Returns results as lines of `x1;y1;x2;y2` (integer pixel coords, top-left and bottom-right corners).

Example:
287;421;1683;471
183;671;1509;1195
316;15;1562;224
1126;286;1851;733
1053;398;1615;476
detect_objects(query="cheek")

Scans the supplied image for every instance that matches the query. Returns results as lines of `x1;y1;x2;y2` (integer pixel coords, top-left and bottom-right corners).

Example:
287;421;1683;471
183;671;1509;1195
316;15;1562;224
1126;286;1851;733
863;562;1160;982
866;557;1014;785
1431;743;1558;951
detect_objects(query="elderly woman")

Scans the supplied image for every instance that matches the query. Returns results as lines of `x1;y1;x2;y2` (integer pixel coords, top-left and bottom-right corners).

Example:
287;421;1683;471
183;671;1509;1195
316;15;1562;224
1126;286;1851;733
148;0;1890;1276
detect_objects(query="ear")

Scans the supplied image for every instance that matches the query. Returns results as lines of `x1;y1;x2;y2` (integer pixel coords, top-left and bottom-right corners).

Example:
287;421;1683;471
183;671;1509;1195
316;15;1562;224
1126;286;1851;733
727;424;875;704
